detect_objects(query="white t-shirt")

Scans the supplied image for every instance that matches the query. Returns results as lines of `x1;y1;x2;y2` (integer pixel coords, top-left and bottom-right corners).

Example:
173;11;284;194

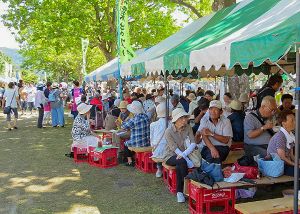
4;88;19;108
26;86;36;102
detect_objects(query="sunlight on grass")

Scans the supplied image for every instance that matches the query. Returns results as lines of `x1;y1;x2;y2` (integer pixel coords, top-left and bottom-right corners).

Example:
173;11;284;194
66;190;92;198
9;176;41;188
25;176;80;193
0;172;10;178
55;204;101;214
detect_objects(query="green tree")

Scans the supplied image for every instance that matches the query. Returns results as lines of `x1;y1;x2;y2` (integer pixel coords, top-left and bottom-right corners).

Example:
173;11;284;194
1;0;180;80
21;69;38;83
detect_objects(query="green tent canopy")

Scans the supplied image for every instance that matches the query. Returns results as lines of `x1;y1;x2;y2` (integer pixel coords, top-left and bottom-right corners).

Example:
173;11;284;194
121;0;300;77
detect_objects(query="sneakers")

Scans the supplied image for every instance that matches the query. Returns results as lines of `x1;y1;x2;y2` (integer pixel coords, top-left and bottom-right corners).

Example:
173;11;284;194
177;192;185;203
155;169;163;178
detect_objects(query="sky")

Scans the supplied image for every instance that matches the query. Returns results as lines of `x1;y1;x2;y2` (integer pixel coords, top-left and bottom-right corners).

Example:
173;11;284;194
0;2;19;49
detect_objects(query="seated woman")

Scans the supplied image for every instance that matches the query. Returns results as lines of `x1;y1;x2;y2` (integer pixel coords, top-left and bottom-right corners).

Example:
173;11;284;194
267;110;296;176
121;101;150;166
71;103;100;153
150;103;172;178
227;100;245;142
116;101;133;129
164;108;197;203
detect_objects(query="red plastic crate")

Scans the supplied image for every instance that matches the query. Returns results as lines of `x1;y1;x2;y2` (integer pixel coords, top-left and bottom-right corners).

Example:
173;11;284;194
73;147;88;163
89;148;118;168
135;151;157;173
188;180;235;214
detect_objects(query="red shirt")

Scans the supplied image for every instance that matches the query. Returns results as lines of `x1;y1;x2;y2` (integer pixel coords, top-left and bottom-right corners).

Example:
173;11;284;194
90;97;103;110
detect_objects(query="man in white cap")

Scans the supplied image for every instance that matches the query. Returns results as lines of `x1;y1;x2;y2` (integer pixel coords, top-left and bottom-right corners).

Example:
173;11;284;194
196;100;233;164
121;100;150;166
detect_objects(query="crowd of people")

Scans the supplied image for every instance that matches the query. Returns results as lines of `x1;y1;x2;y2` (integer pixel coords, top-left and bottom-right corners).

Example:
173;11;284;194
1;73;298;203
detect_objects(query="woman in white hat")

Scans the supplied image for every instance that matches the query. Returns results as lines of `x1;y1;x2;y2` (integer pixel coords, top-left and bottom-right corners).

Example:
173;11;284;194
164;108;197;203
121;100;150;166
187;93;198;115
70;103;99;153
34;83;46;128
150;103;172;178
227;100;245;142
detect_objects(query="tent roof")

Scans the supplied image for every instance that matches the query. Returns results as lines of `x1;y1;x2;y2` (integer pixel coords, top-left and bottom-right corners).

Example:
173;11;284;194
122;0;300;77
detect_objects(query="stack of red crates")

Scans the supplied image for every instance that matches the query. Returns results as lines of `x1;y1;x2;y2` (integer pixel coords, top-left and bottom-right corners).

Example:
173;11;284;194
135;151;156;173
162;166;177;194
73;147;89;163
188;180;235;214
88;148;118;168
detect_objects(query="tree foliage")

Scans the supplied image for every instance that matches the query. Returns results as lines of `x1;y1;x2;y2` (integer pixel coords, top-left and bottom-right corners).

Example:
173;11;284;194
2;0;181;81
0;51;12;75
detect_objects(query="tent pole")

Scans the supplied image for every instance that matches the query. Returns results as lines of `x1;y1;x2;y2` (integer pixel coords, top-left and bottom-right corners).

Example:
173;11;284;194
273;62;296;82
294;48;300;214
164;73;169;129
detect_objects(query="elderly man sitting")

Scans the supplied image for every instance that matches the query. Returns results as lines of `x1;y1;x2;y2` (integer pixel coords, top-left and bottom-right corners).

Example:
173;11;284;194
196;100;233;164
121;101;150;166
244;96;277;157
171;94;184;110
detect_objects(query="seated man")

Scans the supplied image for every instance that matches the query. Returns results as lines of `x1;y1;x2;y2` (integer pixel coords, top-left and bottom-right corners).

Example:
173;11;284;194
121;101;150;166
196;100;233;163
192;97;210;134
267;110;296;176
244;96;277;157
170;94;184;110
278;94;295;112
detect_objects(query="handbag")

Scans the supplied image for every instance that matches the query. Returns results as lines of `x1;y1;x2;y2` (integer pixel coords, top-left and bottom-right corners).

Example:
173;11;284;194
258;153;284;178
201;158;223;182
3;90;16;114
233;162;258;179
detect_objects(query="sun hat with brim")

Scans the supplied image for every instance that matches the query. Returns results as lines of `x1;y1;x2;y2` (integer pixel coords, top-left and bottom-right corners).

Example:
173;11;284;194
52;82;59;88
229;100;242;111
172;108;189;123
156;103;172;118
77;103;93;115
239;93;250;103
119;101;128;109
209;100;222;109
127;100;144;114
187;93;196;101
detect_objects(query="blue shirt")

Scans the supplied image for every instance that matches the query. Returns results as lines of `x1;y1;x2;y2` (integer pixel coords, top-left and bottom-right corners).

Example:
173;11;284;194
228;112;245;142
121;113;150;147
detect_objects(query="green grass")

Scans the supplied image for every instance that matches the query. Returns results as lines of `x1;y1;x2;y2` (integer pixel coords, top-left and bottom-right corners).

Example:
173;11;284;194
0;113;189;214
0;112;293;214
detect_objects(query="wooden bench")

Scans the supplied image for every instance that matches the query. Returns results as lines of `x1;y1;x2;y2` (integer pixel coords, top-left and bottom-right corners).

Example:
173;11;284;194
223;149;245;165
128;147;153;152
151;157;164;163
235;197;299;214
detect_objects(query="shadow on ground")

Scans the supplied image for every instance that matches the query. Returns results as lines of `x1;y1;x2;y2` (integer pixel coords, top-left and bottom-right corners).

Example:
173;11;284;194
0;113;189;214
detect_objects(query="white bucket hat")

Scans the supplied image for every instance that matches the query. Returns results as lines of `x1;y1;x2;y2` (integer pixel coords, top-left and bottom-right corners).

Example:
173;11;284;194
77;103;93;115
187;93;196;101
229;100;242;111
156;103;172;118
209;100;222;109
127;100;144;114
172;108;189;123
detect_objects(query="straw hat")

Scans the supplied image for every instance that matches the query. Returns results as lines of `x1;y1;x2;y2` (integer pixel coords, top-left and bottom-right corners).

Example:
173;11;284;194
52;82;59;89
187;93;196;101
77;103;93;115
127;100;144;114
156;103;172;118
172;108;189;123
239;93;250;103
229;100;242;111
209;100;222;109
119;101;128;109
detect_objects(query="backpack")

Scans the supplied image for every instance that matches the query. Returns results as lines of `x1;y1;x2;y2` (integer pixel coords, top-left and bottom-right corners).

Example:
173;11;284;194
48;91;57;102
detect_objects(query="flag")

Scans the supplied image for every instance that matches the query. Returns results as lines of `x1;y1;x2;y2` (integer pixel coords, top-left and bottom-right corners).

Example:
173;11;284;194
81;38;89;76
117;0;136;64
